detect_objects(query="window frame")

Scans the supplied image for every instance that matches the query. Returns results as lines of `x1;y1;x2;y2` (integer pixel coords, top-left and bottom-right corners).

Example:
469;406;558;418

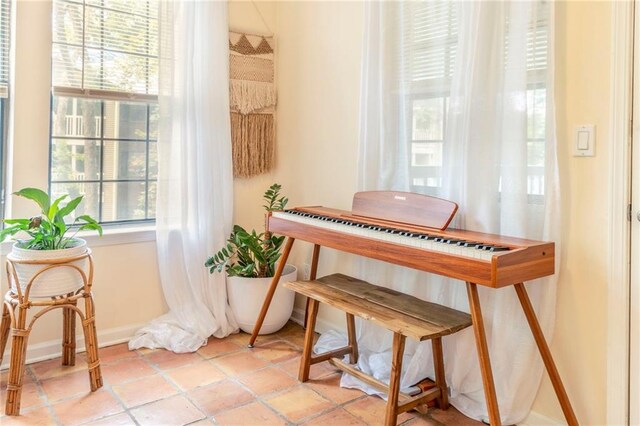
49;0;159;225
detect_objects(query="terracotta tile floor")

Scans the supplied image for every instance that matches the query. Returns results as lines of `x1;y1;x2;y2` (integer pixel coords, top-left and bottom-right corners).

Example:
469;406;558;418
0;321;483;425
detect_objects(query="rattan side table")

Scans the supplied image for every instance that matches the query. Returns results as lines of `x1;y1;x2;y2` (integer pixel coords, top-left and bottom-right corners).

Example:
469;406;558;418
0;250;102;416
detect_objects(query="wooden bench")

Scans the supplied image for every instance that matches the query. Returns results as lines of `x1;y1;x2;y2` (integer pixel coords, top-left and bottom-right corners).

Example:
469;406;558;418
284;273;472;426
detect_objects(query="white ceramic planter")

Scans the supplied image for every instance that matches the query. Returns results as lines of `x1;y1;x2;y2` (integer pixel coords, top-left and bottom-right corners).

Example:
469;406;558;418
9;238;89;298
227;265;297;334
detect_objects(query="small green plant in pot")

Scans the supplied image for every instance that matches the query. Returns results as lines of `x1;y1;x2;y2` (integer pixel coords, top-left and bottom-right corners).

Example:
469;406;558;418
205;184;297;334
1;188;103;298
205;183;288;278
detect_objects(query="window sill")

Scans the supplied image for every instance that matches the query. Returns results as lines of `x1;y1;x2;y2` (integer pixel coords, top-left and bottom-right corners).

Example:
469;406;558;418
0;224;156;256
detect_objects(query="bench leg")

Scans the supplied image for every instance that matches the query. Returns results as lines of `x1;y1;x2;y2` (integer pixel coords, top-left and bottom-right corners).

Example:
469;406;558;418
432;337;449;410
299;298;319;382
346;313;358;364
385;332;406;426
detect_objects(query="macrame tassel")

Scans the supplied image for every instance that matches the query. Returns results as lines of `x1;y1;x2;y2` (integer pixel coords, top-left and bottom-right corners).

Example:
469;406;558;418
231;112;275;178
230;80;277;115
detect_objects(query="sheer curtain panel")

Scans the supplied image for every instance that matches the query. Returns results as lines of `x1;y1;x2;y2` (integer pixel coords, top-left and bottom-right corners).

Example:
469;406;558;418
317;2;559;423
129;1;238;353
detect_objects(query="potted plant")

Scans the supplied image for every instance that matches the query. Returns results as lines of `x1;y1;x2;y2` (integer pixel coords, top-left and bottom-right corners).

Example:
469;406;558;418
205;183;297;334
0;188;103;298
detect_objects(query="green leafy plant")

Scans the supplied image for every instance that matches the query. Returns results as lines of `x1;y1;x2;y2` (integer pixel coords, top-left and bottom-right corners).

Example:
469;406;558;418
0;188;103;250
205;183;288;278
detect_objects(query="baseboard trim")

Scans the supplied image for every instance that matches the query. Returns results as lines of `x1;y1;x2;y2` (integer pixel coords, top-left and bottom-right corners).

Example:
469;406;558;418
1;322;144;370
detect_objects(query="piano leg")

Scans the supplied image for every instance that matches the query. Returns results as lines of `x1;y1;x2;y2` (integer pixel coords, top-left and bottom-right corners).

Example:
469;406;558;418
514;283;578;426
248;237;296;348
303;244;322;329
466;282;501;425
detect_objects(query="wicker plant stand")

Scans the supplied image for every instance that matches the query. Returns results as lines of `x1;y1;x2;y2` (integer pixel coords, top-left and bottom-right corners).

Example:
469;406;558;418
0;250;102;416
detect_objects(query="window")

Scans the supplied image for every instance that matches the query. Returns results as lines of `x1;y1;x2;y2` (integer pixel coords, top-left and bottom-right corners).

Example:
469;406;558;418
50;0;158;224
406;3;549;198
0;0;10;220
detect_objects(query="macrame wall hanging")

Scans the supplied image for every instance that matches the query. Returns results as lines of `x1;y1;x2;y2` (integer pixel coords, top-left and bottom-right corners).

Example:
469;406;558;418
229;31;276;178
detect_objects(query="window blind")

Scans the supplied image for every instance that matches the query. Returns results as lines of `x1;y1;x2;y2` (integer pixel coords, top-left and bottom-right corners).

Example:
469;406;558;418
403;2;458;83
52;0;158;101
404;2;548;84
0;0;11;98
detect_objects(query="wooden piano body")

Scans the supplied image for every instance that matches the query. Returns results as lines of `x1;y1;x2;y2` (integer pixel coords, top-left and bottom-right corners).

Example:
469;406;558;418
248;191;576;426
268;205;555;288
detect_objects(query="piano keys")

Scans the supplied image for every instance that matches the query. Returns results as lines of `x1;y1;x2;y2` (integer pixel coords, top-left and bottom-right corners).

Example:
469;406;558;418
268;206;554;288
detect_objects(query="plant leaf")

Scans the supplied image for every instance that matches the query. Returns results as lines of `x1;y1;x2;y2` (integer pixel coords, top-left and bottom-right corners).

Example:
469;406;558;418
58;195;83;219
14;188;50;214
0;224;28;242
47;194;68;221
76;215;103;236
3;219;30;225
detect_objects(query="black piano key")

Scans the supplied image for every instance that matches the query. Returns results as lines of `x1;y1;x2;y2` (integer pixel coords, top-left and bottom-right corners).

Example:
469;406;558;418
488;246;510;252
443;238;462;245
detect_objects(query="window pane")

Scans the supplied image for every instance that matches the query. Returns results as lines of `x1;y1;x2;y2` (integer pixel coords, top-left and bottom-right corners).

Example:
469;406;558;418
52;96;102;138
527;88;546;140
102;181;146;221
51;139;101;181
147;181;156;219
149;104;158;139
50;182;100;220
411;142;443;167
52;1;83;45
148;142;157;179
412;98;444;141
103;140;146;180
103;101;147;139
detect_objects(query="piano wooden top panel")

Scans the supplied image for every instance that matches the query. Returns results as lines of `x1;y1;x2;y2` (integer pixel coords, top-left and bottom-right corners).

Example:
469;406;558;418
267;207;555;288
352;191;458;231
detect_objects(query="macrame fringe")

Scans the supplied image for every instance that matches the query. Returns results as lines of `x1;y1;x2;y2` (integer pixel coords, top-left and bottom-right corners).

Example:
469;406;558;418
231;112;275;178
230;80;276;115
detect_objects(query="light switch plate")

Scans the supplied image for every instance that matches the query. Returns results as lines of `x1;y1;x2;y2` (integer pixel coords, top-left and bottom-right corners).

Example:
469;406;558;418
573;124;595;157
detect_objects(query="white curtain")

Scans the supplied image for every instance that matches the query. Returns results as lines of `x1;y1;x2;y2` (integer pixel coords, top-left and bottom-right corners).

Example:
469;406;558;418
317;1;559;424
129;1;238;353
